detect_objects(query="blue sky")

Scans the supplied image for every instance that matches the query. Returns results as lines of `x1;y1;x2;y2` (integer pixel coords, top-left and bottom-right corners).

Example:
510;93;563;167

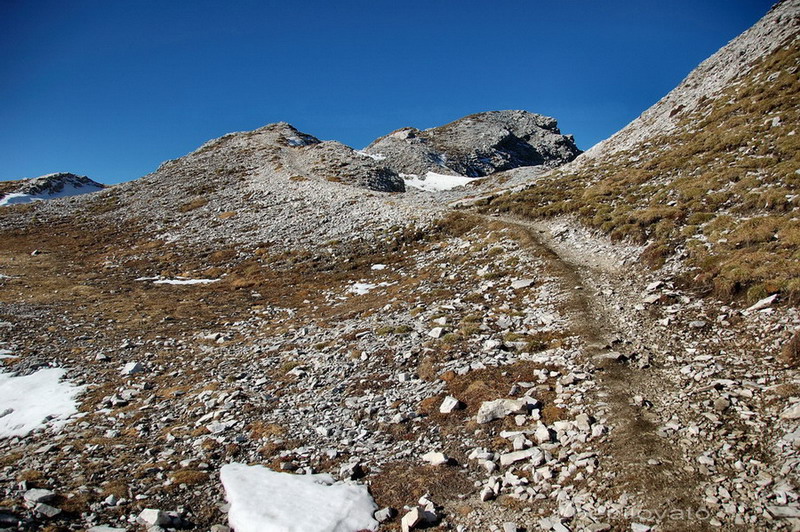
0;0;776;184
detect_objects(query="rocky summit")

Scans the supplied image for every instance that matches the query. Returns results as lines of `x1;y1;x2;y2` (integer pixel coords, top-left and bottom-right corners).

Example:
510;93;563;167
364;110;581;177
0;2;798;532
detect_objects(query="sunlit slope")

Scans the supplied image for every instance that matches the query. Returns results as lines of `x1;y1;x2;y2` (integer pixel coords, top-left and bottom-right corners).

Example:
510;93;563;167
483;33;799;303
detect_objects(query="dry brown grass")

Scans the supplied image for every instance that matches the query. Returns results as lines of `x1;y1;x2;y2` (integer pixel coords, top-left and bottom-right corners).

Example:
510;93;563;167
781;330;800;368
178;197;209;212
369;461;473;528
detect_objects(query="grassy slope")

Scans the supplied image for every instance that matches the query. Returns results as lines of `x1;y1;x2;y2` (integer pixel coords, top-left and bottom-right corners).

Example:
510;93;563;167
482;36;800;304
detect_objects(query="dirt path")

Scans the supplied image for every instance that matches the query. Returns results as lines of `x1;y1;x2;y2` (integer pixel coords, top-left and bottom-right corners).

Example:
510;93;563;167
482;214;706;530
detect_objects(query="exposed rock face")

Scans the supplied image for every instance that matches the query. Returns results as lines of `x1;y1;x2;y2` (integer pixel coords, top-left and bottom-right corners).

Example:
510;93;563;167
364;110;581;177
292;141;404;192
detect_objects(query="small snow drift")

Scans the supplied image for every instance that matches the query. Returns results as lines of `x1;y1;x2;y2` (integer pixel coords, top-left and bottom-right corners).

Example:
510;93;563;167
220;463;378;532
134;277;220;285
0;172;104;207
0;367;84;438
403;171;477;192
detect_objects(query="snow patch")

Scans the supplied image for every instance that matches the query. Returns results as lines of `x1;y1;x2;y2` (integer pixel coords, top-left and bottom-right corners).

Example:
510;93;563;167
0;367;84;438
135;276;219;285
287;136;311;147
0;182;102;207
348;281;391;295
0;349;14;360
220;463;378;532
350;282;377;295
153;278;219;285
402;171;477;192
355;150;386;161
370;264;387;270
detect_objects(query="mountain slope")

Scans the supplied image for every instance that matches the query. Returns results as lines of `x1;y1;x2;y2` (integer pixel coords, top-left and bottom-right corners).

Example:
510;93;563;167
0;123;427;253
482;0;800;303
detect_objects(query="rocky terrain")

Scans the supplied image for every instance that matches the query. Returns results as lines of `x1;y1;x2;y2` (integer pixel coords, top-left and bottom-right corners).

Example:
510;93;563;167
0;2;798;532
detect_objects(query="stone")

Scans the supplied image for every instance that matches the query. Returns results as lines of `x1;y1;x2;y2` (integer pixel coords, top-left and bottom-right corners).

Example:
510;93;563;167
210;526;231;532
502;522;518;532
575;413;592;431
746;294;778;312
422;451;449;466
23;489;56;506
780;403;800;420
137;509;172;527
500;448;543;467
768;505;800;518
87;527;128;532
34;503;61;517
510;279;535;290
689;321;707;329
645;281;663;291
428;327;446;339
339;461;364;480
401;507;422;532
439;395;463;414
375;507;396;523
713;397;730;412
121;362;144;375
476;398;537;424
631;524;651;532
534;424;552;444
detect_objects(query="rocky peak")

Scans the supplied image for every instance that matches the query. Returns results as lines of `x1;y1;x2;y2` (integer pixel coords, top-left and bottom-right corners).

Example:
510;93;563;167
364;110;581;177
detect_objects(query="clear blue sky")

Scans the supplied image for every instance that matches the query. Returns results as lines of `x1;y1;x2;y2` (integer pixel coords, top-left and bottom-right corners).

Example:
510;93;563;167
0;0;776;184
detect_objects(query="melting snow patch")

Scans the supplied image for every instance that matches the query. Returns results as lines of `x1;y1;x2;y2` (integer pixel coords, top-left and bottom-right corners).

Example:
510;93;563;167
350;283;377;295
0;349;14;360
348;281;392;295
0;368;84;438
402;171;477;192
355;150;386;161
135;276;219;285
220;463;378;532
153;278;219;285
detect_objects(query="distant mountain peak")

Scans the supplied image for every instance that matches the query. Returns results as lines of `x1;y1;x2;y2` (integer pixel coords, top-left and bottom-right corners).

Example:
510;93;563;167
0;172;104;207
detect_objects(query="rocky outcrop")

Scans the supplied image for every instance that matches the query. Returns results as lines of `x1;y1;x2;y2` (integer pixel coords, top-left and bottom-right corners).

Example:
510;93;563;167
290;140;404;192
364;110;581;177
